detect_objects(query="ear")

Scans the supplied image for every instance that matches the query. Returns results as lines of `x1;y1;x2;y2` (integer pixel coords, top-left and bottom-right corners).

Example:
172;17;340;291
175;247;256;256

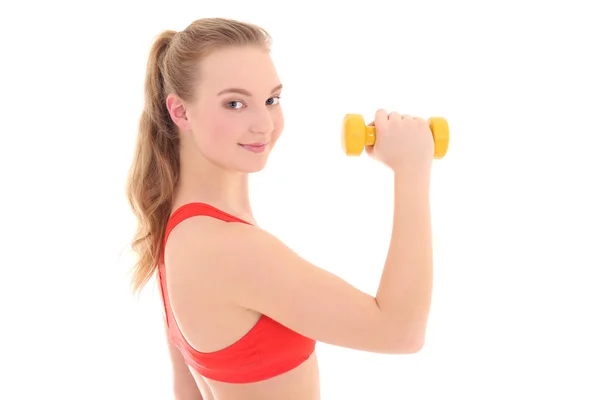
166;93;189;131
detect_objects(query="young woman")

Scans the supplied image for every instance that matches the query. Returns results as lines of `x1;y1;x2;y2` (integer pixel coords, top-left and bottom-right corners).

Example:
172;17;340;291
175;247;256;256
126;17;435;400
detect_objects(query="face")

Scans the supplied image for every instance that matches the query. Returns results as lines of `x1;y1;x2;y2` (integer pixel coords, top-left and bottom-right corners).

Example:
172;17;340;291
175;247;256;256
169;45;284;173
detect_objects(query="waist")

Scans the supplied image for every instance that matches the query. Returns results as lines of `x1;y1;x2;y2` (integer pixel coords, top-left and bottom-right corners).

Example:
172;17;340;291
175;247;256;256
197;350;320;400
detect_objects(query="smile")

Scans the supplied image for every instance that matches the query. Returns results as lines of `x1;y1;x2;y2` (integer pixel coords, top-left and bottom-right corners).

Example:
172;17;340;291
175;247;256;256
239;142;269;153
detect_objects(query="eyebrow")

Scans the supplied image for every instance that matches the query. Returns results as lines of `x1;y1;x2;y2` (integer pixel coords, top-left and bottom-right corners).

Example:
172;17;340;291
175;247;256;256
217;84;283;97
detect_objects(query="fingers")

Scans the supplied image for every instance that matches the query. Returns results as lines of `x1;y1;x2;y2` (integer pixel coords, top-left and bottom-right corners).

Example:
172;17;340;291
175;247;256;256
374;109;389;127
388;111;402;123
389;112;415;122
372;110;422;126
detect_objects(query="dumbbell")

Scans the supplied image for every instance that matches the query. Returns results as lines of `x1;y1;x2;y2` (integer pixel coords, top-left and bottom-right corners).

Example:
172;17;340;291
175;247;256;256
341;114;450;159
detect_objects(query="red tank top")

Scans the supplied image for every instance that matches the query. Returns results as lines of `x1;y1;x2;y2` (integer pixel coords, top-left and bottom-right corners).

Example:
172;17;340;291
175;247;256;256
158;202;316;383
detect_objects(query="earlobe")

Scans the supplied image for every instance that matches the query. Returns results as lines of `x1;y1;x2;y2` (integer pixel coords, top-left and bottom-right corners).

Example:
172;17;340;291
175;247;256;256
166;93;189;130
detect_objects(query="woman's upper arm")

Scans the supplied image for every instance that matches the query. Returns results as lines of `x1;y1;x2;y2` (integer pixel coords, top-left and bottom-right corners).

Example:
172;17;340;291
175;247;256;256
183;222;415;354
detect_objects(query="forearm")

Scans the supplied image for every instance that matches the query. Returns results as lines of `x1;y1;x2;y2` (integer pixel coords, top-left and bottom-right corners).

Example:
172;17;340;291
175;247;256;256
375;169;433;346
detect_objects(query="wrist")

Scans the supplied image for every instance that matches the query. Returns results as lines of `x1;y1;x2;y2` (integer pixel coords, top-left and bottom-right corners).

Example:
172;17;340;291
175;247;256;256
392;165;432;182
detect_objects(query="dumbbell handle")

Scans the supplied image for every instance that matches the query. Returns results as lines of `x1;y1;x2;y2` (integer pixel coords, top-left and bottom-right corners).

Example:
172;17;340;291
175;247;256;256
363;125;376;146
342;114;450;159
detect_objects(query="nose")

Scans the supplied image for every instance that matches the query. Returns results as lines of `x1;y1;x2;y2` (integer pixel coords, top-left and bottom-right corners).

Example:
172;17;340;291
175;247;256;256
249;106;274;135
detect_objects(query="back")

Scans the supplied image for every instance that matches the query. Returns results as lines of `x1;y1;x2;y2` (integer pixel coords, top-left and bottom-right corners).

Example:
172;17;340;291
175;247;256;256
159;201;420;399
159;203;319;399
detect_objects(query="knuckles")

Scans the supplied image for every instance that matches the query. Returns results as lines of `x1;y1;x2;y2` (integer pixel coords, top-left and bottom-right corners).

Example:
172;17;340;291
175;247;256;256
375;111;428;134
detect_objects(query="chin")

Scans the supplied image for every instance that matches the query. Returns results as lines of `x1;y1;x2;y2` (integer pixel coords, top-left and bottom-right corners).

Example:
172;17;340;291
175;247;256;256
234;144;273;173
225;155;270;174
238;158;269;173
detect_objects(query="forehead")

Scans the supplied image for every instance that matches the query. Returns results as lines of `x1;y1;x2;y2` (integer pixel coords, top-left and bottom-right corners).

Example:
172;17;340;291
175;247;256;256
197;45;280;94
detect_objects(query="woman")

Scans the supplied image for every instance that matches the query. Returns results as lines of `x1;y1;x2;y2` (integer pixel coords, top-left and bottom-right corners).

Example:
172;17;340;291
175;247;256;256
126;17;435;400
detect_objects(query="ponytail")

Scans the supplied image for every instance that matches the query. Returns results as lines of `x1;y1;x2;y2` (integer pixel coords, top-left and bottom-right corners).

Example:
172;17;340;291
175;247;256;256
125;18;272;295
126;30;180;294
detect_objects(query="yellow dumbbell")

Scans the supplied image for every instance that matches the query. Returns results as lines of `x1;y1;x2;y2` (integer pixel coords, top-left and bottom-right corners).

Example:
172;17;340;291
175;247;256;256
341;114;450;159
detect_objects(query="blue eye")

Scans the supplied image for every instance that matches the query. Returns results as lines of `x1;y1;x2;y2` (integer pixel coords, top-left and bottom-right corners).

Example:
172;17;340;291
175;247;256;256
226;97;280;110
227;101;244;109
266;97;281;106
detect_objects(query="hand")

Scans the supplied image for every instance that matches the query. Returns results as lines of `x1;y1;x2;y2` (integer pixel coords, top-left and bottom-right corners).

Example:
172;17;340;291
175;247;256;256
365;109;434;173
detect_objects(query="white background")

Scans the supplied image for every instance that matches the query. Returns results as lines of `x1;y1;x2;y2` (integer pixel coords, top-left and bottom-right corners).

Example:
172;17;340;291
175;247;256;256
1;0;599;399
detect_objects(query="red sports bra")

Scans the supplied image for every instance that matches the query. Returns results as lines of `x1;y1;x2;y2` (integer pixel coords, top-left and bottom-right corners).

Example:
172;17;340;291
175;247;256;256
158;202;316;384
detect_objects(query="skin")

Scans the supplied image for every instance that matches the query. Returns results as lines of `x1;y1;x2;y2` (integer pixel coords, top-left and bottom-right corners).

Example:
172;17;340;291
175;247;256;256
162;45;423;400
168;45;284;223
165;45;311;400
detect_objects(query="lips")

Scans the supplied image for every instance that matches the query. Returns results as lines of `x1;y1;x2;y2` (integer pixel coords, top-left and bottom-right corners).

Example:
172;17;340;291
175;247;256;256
239;142;268;153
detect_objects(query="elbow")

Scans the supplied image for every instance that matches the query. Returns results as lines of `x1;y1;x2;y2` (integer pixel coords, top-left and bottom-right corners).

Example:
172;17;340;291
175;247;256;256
388;322;427;354
378;312;428;354
393;335;425;354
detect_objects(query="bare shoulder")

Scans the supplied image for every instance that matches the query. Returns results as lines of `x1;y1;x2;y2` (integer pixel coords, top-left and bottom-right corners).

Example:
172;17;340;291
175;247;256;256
165;216;420;354
163;215;234;294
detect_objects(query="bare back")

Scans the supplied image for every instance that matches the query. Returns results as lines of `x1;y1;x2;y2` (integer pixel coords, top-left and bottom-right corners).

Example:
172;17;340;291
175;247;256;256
194;354;320;400
169;271;321;400
161;205;321;399
161;198;421;399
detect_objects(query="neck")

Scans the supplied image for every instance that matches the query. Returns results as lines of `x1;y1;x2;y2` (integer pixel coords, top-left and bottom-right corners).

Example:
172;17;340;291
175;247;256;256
173;152;254;222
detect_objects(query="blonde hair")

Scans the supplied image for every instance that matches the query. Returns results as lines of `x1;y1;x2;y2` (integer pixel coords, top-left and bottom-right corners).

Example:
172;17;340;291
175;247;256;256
125;18;271;294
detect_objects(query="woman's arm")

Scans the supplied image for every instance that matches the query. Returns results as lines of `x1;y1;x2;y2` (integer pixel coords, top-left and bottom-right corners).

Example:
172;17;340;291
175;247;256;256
165;170;433;354
164;321;203;400
158;281;204;400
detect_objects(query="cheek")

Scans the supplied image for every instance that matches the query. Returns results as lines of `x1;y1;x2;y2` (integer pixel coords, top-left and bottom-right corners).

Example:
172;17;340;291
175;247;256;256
197;110;241;149
271;110;285;142
211;118;240;145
